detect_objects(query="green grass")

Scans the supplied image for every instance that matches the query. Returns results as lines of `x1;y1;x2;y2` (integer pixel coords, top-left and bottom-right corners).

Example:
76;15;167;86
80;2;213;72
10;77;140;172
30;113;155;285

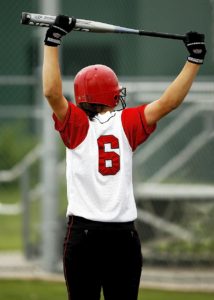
0;187;22;250
0;214;22;250
0;184;67;251
0;280;66;300
0;280;213;300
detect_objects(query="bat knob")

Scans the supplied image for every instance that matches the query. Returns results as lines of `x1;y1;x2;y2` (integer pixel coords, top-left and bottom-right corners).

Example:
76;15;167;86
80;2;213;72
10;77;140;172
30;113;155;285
21;12;31;25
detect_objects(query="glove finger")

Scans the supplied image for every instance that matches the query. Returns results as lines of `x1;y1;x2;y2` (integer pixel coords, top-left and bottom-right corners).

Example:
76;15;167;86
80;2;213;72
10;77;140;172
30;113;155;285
185;31;205;44
55;15;69;26
54;15;76;33
69;18;76;32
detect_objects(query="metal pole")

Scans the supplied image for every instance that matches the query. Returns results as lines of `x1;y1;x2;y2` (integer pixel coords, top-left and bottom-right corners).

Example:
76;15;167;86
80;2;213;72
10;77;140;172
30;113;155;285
39;0;60;272
21;168;31;259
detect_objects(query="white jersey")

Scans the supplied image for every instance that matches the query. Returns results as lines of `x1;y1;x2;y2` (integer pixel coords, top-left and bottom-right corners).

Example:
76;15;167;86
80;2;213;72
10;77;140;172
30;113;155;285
53;102;156;222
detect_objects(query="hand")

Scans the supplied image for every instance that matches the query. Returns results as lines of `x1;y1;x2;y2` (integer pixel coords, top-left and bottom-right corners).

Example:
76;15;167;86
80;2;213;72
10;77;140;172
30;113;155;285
184;31;207;64
44;15;76;47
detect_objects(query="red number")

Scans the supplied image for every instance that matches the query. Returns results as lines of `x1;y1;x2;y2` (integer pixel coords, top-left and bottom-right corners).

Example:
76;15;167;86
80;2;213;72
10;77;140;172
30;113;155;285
97;135;120;176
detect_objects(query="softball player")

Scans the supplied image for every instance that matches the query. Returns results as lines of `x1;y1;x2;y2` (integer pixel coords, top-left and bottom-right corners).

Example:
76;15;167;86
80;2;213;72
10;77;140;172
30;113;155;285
43;15;206;300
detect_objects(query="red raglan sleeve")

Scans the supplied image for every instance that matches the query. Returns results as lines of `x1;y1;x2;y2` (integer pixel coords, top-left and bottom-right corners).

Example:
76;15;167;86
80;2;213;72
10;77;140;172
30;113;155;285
121;104;156;151
52;102;89;149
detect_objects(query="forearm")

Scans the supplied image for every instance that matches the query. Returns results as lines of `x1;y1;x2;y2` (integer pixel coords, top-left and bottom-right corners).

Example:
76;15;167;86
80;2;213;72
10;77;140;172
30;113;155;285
160;61;200;110
144;31;206;126
42;46;68;121
145;62;200;125
42;15;75;121
43;46;63;101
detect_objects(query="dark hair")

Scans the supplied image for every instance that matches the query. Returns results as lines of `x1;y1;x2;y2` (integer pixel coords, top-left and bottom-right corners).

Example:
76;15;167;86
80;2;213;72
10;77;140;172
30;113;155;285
78;103;107;121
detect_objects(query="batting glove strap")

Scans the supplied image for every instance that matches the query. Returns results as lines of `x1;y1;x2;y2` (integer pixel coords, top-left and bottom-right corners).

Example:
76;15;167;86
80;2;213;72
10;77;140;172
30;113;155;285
187;56;204;65
44;26;67;47
184;32;207;65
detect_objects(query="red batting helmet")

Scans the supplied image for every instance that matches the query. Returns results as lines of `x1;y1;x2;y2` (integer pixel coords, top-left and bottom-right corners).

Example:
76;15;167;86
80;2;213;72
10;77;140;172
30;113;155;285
74;64;124;108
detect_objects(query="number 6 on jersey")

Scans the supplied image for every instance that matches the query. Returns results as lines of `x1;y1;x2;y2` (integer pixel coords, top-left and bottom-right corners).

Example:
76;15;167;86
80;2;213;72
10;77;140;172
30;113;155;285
97;135;120;176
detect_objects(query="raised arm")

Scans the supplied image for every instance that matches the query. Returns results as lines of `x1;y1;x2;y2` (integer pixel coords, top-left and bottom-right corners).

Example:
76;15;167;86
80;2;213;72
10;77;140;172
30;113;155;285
144;32;206;126
42;15;76;121
43;46;68;121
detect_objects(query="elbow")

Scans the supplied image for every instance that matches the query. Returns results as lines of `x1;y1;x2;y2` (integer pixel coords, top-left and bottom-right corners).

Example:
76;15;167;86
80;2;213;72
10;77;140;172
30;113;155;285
154;98;182;121
168;101;180;111
162;97;184;114
163;103;180;117
43;85;61;101
170;97;185;111
43;86;54;99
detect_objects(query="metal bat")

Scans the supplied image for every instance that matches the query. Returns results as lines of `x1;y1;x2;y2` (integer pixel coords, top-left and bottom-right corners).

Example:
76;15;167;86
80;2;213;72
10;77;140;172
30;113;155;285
21;12;186;41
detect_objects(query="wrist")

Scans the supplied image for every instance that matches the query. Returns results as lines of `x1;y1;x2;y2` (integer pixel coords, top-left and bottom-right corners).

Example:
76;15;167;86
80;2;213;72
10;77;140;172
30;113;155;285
44;39;60;47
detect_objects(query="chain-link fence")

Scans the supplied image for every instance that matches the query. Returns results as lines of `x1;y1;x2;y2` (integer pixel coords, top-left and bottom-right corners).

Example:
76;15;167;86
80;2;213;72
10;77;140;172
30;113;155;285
0;0;214;273
131;81;214;267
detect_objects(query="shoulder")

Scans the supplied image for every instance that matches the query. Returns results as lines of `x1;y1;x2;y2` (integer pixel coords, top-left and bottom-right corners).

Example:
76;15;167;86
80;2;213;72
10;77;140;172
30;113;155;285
121;105;156;151
121;105;156;135
53;101;90;149
53;101;88;130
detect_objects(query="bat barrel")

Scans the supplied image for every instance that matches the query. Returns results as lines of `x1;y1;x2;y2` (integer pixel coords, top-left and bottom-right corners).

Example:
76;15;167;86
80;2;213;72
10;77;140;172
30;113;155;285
21;12;56;27
21;12;31;25
21;12;116;33
75;19;116;33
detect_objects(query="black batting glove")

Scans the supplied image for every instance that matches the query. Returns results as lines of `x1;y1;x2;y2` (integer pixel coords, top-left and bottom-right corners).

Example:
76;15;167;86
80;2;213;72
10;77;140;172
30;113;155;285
44;15;76;47
184;31;206;65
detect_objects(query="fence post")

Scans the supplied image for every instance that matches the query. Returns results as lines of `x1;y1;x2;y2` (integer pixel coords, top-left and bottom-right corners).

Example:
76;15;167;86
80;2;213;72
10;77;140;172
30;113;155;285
21;168;31;258
39;0;61;272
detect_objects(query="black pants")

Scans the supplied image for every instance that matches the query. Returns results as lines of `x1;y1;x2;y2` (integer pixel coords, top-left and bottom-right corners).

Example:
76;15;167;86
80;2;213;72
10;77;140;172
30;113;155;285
63;216;143;300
